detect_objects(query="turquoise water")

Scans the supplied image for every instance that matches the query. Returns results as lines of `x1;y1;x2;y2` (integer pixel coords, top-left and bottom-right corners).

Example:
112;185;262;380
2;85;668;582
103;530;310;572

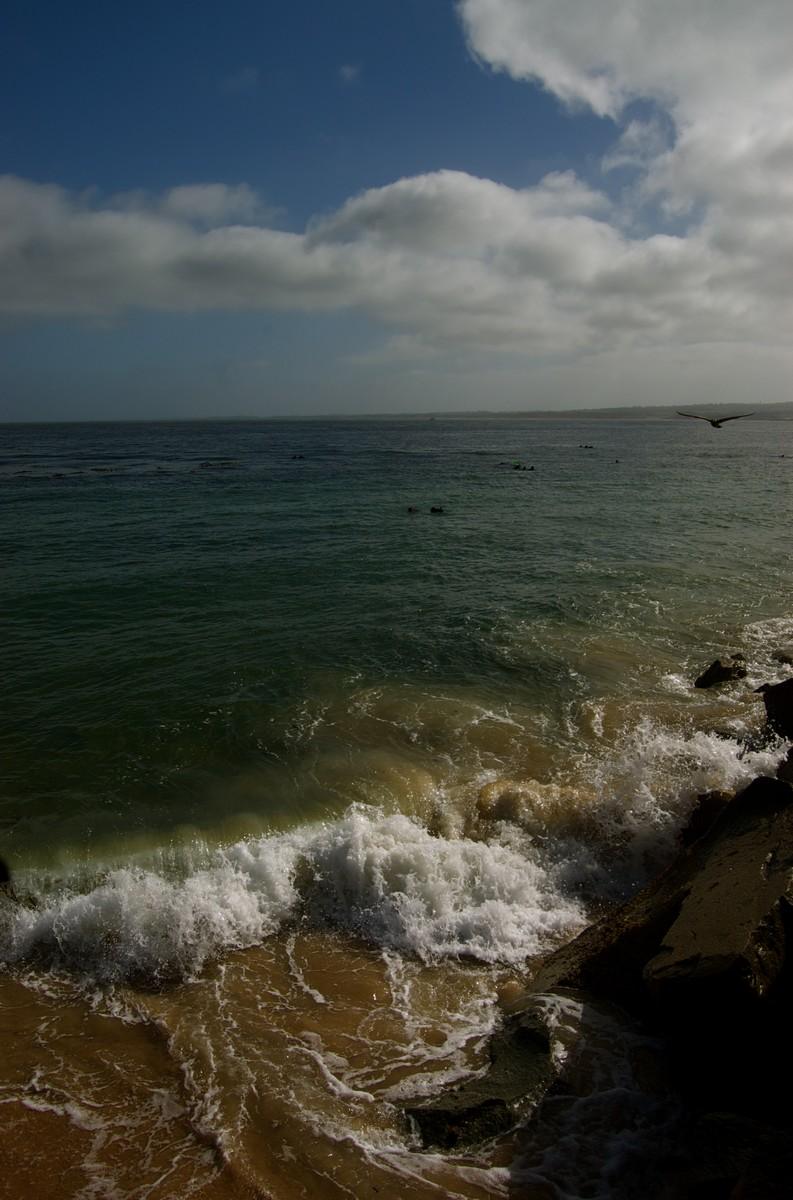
3;416;791;871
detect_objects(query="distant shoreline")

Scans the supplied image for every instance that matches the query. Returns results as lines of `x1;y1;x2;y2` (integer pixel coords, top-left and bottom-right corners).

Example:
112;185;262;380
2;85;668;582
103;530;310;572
3;402;793;427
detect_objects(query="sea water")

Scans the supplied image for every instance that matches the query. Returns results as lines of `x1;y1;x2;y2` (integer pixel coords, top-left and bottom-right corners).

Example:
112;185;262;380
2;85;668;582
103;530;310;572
1;416;791;1198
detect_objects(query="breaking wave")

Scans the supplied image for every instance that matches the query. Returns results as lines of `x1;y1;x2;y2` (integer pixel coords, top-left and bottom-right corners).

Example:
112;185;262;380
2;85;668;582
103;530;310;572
0;808;585;985
2;708;787;989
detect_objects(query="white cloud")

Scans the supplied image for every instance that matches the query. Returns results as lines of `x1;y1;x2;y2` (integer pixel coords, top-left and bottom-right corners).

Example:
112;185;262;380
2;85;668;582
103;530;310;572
457;0;792;122
4;2;793;380
162;184;263;224
1;164;790;357
457;0;793;217
602;118;671;175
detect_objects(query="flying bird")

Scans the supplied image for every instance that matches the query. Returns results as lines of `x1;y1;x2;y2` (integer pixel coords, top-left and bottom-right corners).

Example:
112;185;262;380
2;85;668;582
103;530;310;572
676;411;755;428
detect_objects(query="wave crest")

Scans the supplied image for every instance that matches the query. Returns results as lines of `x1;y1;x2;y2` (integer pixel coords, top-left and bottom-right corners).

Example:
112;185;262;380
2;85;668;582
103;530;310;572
0;808;584;985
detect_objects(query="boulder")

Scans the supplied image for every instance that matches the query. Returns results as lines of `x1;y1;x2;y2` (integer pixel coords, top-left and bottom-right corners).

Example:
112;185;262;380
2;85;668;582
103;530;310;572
529;776;793;1020
678;790;732;847
405;776;793;1147
694;656;747;688
643;779;793;1009
756;677;793;739
771;646;793;666
777;747;793;784
404;1010;554;1147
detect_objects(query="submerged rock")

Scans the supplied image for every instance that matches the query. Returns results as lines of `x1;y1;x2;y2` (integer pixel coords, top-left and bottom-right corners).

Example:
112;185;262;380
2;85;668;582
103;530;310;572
405;1011;554;1148
694;656;747;688
405;989;671;1158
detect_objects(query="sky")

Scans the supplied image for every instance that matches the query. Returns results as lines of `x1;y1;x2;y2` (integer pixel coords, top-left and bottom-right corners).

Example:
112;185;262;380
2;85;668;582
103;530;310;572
2;0;793;420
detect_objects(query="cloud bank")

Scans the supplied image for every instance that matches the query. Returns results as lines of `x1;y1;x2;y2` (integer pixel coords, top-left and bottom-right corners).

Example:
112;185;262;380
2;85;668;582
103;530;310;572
3;0;793;368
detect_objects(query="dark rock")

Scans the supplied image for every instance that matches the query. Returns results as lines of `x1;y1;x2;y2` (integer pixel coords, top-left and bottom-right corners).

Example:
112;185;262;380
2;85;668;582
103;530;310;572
650;1113;791;1200
528;776;793;1016
695;657;748;688
777;747;793;784
730;1142;793;1199
643;779;793;1010
756;677;793;739
410;776;793;1146
678;790;733;847
591;778;793;1118
771;646;793;666
528;881;686;1014
405;1011;553;1148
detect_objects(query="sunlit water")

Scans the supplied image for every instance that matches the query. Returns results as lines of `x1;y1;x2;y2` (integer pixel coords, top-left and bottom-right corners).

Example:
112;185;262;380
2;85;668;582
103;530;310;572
1;416;791;1198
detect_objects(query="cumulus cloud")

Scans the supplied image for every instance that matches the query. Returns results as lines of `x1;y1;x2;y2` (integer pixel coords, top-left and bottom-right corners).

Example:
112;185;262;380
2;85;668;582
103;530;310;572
0;165;789;354
457;0;793;214
4;2;793;366
162;183;264;224
457;0;791;120
602;118;672;176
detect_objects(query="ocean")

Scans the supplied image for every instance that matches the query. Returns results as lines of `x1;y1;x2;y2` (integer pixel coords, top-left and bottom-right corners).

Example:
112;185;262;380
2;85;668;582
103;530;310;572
1;415;791;1198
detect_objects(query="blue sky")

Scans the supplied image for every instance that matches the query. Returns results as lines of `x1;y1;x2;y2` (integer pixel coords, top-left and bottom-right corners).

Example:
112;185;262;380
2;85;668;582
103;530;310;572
2;0;793;419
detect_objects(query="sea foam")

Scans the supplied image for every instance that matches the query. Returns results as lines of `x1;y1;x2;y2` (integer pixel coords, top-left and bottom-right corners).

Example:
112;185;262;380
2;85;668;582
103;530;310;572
0;807;585;985
3;714;787;988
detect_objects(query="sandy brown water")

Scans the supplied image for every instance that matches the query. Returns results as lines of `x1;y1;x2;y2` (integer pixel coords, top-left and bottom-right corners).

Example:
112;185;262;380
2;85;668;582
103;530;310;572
0;938;522;1200
1;672;790;1198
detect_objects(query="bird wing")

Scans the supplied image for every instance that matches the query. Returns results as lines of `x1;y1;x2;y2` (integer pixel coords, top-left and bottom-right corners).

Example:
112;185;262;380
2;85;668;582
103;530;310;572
716;412;755;423
676;411;710;421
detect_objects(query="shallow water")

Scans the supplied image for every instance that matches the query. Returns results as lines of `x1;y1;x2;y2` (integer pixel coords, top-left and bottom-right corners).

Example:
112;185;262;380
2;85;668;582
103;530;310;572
1;415;792;1197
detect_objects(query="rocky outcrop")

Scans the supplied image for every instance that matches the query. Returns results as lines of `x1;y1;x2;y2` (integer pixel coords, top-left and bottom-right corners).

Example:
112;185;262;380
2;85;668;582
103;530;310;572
694;655;747;687
643;779;793;1007
757;676;793;739
405;775;793;1176
520;778;793;1044
403;646;793;1196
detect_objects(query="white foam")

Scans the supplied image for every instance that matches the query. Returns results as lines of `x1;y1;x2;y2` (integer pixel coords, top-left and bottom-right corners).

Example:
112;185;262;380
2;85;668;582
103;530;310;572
285;933;328;1005
743;614;793;646
659;672;690;695
508;991;675;1200
740;615;793;687
466;713;789;905
294;809;584;964
0;807;585;984
3;713;787;986
1;845;301;985
591;719;783;825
